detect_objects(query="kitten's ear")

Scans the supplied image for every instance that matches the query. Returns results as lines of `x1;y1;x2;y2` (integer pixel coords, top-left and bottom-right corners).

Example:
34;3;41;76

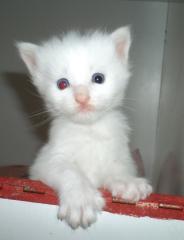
111;26;131;61
16;42;39;74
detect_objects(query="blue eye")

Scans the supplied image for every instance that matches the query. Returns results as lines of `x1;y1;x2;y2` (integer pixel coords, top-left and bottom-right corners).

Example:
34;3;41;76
57;78;70;90
92;73;105;84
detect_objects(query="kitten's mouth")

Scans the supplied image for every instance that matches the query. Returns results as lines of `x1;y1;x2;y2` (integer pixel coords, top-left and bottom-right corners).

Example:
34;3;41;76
77;104;94;113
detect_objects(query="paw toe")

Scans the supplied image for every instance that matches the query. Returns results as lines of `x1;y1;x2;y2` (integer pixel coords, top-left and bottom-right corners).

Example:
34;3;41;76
110;178;153;203
81;207;97;228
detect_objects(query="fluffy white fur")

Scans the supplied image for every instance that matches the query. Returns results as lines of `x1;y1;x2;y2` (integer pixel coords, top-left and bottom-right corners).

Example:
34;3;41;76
17;26;152;229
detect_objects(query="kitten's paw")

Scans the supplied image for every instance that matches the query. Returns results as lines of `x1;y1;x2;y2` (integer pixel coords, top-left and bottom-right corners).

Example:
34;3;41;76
57;188;105;229
110;177;152;203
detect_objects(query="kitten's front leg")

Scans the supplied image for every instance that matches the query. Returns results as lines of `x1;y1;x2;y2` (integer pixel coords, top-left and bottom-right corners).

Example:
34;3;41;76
57;169;105;228
103;145;153;202
104;176;152;203
30;163;104;229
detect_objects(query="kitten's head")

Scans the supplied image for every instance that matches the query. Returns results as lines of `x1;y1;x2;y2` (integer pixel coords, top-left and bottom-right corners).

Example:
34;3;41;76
17;26;131;123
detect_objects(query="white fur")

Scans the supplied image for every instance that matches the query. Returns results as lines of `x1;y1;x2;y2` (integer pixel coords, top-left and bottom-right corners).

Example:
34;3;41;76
17;27;152;229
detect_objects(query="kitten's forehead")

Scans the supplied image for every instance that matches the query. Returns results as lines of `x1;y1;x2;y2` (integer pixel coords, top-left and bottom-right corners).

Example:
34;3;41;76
61;32;113;64
42;32;114;83
64;47;91;84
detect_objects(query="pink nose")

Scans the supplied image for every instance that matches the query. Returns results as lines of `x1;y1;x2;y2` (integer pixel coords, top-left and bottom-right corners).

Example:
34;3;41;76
74;85;90;105
75;94;90;105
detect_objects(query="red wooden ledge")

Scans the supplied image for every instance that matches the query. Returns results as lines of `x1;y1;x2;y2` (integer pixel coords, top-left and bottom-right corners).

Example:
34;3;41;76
0;176;184;221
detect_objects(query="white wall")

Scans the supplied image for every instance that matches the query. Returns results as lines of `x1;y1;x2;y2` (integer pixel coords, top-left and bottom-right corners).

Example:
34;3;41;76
154;3;184;194
0;1;167;182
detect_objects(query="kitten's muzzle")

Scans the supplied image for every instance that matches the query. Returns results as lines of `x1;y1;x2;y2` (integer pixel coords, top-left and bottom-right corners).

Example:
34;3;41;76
74;85;90;105
73;85;94;112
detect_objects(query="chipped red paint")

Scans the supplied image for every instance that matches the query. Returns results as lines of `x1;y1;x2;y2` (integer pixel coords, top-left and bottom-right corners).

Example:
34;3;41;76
0;177;58;205
102;191;184;220
0;177;184;221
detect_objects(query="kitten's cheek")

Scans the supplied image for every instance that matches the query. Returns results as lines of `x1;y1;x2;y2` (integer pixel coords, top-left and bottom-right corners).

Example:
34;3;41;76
59;99;76;115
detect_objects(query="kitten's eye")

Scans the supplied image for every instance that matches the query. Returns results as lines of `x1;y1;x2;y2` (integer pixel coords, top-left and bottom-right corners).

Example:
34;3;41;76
92;73;105;84
57;78;70;90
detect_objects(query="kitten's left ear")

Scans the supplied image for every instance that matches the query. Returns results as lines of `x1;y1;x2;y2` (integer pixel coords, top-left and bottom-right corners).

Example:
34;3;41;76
111;26;131;61
16;42;39;75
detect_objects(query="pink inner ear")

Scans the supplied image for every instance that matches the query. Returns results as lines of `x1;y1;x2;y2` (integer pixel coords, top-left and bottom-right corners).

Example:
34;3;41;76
116;40;126;58
30;56;37;69
25;52;37;70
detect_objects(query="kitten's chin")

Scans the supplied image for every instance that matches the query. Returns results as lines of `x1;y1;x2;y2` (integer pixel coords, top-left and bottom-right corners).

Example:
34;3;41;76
61;108;103;124
72;111;101;124
54;105;109;124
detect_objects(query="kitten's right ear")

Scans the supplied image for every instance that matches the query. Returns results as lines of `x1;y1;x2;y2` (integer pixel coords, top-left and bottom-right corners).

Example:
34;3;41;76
111;26;131;62
16;42;39;74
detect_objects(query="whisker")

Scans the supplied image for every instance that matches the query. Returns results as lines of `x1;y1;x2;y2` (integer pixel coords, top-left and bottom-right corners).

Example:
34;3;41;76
32;116;53;128
29;110;50;119
122;105;136;112
25;88;43;99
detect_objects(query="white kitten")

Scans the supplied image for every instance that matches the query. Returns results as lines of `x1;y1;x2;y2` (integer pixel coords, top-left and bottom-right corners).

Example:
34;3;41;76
17;26;152;229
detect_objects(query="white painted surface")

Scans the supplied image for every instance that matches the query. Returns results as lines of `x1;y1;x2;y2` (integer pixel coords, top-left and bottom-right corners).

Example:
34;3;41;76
0;198;184;240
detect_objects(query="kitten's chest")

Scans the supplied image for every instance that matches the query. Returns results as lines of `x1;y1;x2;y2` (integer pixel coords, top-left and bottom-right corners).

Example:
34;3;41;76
50;117;125;186
51;120;116;166
57;123;113;157
63;125;114;185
